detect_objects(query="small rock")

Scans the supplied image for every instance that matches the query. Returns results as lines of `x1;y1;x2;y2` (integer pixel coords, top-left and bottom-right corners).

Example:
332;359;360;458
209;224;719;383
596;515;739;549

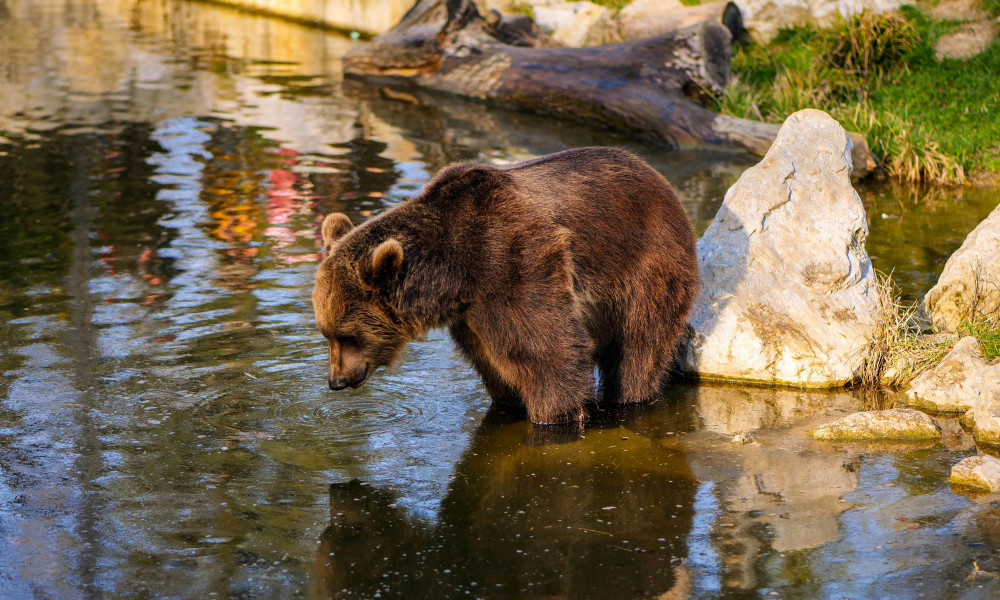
532;1;613;46
809;408;941;441
905;336;990;413
731;431;758;445
949;455;1000;492
923;202;1000;332
616;0;721;41
935;20;999;60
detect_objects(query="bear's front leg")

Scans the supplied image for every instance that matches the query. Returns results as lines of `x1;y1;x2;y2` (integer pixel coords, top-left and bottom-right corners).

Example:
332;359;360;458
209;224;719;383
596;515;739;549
464;304;594;426
449;321;521;404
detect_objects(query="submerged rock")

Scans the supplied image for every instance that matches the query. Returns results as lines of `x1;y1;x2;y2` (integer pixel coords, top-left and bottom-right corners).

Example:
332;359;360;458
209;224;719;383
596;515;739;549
923;202;1000;332
680;109;878;387
967;368;1000;446
905;337;991;413
809;408;941;441
949;455;1000;492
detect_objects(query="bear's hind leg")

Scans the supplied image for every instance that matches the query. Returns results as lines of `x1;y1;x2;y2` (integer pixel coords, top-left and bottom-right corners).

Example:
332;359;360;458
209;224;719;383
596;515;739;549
599;314;682;405
596;334;627;404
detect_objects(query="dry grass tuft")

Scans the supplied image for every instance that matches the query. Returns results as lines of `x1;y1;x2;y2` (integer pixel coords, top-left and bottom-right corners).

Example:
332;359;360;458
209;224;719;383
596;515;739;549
718;8;983;186
834;101;967;185
860;271;956;388
827;10;920;76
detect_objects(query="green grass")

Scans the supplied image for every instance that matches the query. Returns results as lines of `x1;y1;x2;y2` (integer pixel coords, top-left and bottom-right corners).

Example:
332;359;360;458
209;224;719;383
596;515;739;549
717;6;1000;185
960;316;1000;360
587;0;631;13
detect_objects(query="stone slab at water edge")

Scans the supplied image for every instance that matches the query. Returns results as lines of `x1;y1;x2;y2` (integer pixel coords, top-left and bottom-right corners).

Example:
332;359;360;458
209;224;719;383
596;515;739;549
809;408;942;442
923;202;1000;332
680;109;878;387
966;368;1000;446
905;336;994;413
949;455;1000;492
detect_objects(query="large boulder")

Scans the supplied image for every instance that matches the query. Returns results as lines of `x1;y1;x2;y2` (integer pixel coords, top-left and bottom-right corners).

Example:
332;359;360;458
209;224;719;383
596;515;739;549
905;337;992;413
739;0;905;43
680;109;878;387
922;203;1000;332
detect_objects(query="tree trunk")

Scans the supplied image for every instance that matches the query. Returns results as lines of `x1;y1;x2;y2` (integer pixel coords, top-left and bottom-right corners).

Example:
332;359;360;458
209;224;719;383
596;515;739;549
344;0;873;174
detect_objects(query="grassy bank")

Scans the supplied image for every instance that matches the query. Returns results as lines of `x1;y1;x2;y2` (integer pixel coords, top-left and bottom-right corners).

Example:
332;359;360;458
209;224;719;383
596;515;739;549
715;5;1000;185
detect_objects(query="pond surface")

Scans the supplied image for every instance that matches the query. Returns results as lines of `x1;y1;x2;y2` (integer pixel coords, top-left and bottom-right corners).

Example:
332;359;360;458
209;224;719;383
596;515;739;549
1;0;999;598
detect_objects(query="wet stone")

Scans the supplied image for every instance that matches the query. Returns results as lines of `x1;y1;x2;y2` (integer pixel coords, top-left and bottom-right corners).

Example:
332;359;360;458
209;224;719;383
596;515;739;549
905;336;992;413
809;408;942;442
967;368;1000;446
949;455;1000;492
923;202;1000;332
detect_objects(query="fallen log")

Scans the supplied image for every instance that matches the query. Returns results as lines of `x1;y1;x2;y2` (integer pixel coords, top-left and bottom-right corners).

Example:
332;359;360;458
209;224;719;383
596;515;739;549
344;0;874;175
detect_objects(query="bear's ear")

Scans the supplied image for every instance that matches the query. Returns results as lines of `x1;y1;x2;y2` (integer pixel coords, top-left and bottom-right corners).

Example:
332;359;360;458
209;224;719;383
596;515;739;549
359;238;404;290
321;213;354;251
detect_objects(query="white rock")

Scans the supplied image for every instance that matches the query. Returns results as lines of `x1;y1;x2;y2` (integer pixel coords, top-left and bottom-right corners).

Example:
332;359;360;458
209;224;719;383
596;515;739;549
680;109;878;387
922;202;1000;332
616;0;705;40
476;0;564;14
905;337;991;413
809;408;941;441
967;367;1000;446
949;454;1000;492
739;0;905;43
532;1;613;46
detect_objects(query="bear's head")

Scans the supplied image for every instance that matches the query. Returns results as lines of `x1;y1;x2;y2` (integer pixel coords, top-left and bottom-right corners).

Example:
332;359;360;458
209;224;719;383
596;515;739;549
313;212;410;391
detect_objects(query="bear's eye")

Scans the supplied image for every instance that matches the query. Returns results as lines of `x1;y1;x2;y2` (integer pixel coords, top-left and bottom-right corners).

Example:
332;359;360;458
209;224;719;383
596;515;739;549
336;335;359;347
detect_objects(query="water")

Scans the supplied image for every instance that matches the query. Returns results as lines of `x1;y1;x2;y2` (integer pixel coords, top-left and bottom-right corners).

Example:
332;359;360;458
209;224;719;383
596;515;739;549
1;0;999;598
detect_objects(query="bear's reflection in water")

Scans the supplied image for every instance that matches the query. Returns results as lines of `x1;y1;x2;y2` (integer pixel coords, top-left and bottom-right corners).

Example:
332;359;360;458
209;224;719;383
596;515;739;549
317;407;699;599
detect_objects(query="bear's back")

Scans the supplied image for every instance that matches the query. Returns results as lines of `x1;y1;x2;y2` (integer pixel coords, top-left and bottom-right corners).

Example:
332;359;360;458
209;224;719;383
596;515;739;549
501;147;696;301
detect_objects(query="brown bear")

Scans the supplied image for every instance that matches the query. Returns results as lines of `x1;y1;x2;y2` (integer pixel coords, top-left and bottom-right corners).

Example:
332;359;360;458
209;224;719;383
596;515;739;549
312;147;698;425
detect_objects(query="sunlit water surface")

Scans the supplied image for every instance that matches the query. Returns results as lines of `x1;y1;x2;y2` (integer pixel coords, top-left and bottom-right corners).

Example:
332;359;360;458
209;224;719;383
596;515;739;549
1;0;999;598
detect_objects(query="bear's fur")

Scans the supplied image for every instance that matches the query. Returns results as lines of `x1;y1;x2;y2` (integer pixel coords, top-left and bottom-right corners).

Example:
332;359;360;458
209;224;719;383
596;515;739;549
313;147;698;425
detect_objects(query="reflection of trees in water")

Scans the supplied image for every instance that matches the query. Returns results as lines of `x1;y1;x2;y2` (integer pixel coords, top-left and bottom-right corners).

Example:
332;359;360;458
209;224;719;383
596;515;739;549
199;125;271;248
313;118;402;222
0;124;172;299
0;123;179;595
317;409;698;599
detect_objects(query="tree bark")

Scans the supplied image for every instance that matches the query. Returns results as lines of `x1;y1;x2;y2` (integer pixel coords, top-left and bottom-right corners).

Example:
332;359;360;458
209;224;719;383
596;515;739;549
344;0;873;175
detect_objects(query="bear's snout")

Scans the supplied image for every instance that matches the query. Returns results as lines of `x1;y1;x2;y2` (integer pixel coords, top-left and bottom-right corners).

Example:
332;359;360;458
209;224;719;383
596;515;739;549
328;364;370;391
